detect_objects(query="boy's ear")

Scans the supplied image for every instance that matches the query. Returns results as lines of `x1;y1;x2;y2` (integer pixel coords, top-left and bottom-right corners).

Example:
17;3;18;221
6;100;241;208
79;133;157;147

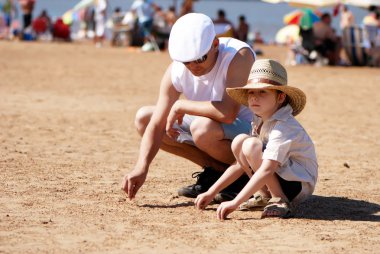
278;92;286;103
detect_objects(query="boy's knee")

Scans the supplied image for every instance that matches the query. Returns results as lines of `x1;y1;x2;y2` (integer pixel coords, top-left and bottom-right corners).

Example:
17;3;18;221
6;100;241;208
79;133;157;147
231;134;249;152
135;106;153;136
242;137;262;157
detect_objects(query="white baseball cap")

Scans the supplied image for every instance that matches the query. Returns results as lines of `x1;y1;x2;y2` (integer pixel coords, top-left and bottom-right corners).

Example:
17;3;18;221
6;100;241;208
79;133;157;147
168;13;216;62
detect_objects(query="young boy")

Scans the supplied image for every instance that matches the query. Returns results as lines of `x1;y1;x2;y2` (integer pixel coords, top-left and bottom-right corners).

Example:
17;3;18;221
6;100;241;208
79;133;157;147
194;59;318;220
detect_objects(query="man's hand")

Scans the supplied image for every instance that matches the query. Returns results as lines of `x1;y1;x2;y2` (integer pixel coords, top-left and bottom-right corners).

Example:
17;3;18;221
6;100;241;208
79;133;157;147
165;101;184;140
121;168;147;200
216;200;239;220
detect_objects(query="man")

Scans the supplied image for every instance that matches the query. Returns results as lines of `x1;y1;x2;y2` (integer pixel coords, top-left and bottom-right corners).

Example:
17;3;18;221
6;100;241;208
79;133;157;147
121;13;255;201
313;12;340;65
94;0;107;47
19;0;35;34
130;0;157;49
213;9;236;38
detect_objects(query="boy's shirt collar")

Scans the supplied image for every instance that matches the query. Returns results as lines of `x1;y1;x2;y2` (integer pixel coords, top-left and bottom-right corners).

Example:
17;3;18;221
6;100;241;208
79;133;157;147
253;104;293;124
270;104;293;122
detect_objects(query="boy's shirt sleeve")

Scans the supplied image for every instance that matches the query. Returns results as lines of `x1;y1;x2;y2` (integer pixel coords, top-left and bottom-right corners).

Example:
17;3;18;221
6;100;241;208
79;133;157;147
262;122;292;166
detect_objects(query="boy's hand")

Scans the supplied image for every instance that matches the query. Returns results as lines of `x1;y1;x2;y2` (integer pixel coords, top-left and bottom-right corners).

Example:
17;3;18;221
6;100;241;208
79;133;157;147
194;192;214;210
216;200;238;220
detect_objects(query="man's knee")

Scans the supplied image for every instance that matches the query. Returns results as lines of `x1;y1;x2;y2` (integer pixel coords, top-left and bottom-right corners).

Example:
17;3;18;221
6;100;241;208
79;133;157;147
135;106;153;136
190;117;224;145
242;137;262;157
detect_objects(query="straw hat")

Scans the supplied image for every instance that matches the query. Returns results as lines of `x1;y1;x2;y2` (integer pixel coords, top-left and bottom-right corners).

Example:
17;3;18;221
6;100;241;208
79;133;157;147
226;59;306;116
168;13;216;62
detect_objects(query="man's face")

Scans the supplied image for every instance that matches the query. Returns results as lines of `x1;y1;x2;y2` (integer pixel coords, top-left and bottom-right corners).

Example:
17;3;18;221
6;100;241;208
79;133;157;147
183;40;218;76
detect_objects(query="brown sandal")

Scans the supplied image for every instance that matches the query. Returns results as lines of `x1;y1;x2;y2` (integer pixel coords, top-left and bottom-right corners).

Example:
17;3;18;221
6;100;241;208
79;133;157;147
239;193;271;211
261;197;293;219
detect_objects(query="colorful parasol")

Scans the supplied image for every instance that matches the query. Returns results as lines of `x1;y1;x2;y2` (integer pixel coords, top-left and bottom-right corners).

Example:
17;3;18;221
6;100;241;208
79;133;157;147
62;0;96;25
284;8;320;30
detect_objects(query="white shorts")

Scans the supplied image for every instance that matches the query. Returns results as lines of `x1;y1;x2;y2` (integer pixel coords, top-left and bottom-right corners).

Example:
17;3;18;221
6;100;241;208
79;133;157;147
95;17;105;37
173;114;251;145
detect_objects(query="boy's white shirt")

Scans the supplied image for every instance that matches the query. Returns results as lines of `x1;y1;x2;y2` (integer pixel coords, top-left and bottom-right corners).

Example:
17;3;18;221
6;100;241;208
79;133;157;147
252;104;318;202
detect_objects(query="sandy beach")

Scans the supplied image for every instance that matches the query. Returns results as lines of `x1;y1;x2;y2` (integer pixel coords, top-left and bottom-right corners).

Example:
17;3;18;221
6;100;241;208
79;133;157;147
0;41;379;253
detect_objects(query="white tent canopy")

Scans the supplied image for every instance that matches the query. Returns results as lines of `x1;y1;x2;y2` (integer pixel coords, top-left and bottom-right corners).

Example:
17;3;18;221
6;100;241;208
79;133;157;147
345;0;380;8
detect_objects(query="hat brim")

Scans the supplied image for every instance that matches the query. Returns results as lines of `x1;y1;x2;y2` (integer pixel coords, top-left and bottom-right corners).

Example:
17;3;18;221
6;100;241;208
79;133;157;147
226;83;306;116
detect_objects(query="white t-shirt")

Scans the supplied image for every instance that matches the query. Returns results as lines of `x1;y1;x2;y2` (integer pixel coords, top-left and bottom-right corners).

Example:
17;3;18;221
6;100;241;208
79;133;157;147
252;104;318;202
95;0;107;21
170;37;255;122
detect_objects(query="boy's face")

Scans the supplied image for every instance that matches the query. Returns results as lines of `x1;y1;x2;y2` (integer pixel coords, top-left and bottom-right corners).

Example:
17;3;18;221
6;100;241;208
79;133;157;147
247;89;286;120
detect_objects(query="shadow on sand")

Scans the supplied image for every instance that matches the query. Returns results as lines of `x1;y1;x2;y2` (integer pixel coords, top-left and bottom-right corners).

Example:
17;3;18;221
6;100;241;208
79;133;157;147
139;195;380;222
295;195;380;222
139;201;194;209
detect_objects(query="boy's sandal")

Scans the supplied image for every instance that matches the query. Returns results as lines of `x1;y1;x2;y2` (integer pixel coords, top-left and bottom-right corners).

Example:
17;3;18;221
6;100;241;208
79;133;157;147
260;197;293;219
239;193;271;211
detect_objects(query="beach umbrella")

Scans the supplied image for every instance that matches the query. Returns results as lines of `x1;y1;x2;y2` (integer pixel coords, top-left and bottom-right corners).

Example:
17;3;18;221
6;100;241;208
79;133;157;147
62;0;96;25
262;0;339;8
275;24;300;44
72;0;97;11
284;8;320;29
62;10;74;25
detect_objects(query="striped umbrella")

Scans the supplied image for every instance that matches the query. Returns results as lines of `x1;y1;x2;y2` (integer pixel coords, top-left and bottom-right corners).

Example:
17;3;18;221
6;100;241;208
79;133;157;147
284;8;320;29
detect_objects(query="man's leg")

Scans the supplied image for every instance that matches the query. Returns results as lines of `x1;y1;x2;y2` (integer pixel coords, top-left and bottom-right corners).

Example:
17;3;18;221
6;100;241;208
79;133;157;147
190;117;236;165
135;106;252;198
135;106;227;171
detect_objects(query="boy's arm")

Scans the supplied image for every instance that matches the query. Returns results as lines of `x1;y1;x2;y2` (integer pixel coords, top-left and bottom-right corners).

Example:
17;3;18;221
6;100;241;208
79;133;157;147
216;159;279;220
195;163;244;209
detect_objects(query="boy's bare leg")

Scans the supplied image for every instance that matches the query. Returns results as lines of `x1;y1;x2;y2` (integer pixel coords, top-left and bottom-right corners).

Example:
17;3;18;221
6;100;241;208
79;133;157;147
240;137;278;199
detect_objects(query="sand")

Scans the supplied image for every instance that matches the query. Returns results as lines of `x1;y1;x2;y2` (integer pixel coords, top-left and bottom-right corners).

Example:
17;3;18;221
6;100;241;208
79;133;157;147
0;41;379;253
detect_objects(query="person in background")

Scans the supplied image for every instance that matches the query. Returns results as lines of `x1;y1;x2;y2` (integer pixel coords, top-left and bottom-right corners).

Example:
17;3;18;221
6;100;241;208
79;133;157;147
121;13;255;202
165;5;176;28
2;0;18;39
313;12;340;65
52;18;70;41
19;0;35;37
130;0;157;44
340;5;355;30
32;9;52;38
213;9;236;38
0;14;8;39
179;0;193;17
94;0;107;47
362;6;380;48
110;7;124;46
236;15;249;43
84;7;95;39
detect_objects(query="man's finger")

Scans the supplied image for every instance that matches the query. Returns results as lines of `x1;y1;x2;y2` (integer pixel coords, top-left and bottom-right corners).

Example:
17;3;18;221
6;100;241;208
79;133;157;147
127;179;135;200
121;176;128;192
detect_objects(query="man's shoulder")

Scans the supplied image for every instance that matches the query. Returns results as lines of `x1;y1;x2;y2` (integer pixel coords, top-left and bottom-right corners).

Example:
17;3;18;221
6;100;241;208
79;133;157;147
219;38;254;60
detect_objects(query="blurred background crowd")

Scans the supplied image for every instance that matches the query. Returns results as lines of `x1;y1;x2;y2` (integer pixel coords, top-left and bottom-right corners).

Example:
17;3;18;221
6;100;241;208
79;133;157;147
1;0;379;67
